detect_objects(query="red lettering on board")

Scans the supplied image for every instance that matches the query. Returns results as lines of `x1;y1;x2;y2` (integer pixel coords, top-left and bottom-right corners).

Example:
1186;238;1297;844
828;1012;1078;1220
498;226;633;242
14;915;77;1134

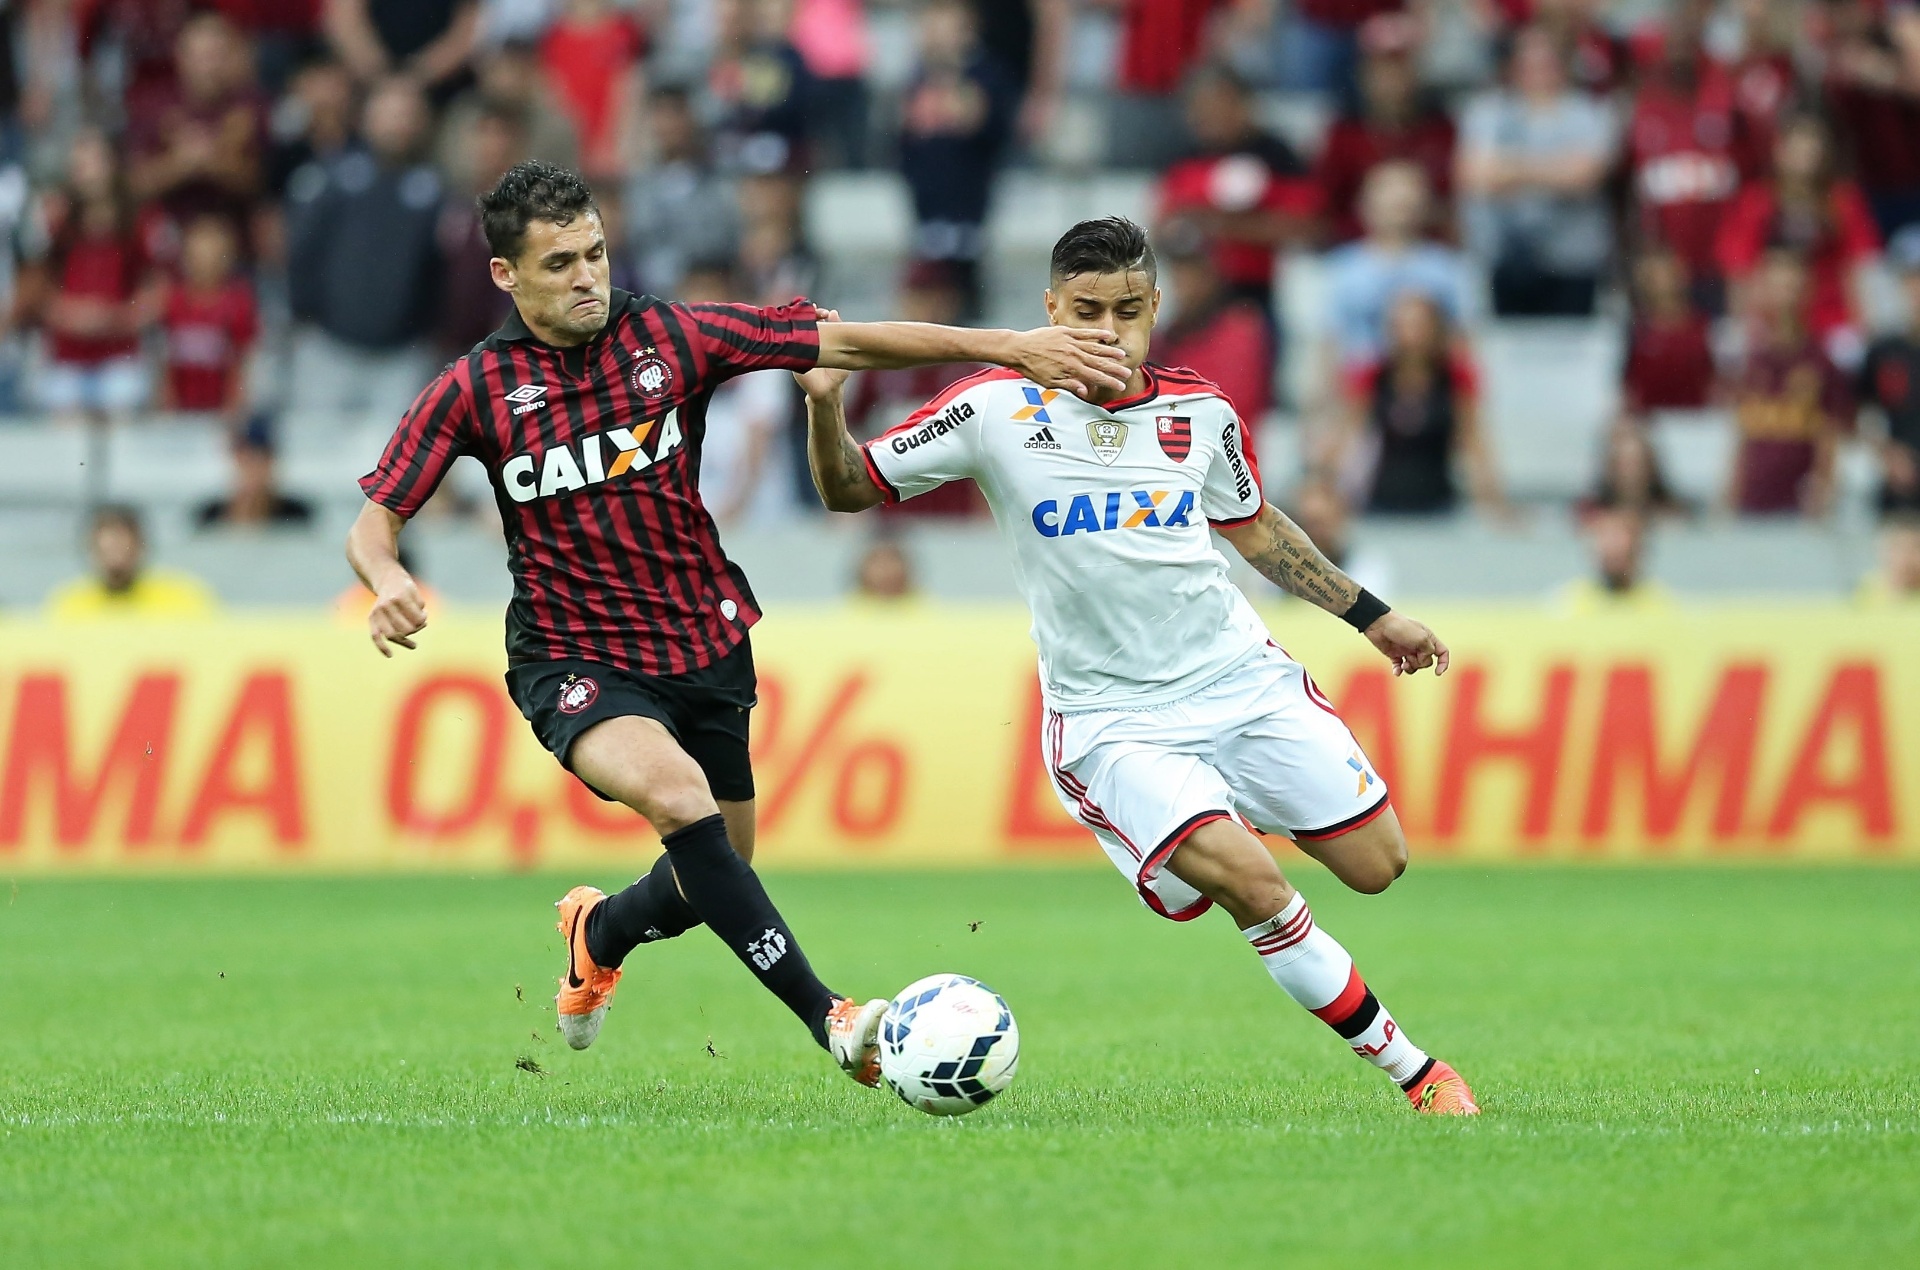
1581;663;1767;848
1766;663;1896;847
180;673;305;849
0;672;179;851
386;675;506;838
1434;664;1575;845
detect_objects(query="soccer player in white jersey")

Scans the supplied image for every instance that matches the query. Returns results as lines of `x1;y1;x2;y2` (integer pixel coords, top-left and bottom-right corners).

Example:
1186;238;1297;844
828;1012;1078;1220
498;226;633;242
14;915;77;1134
797;218;1478;1114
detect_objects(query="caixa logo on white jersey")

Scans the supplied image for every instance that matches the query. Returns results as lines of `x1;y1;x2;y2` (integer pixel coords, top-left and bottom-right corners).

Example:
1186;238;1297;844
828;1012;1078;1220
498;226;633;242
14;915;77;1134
500;410;684;502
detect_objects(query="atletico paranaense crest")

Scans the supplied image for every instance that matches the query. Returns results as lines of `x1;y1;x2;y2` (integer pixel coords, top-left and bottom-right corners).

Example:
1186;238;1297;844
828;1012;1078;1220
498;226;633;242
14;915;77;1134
630;348;673;398
1086;419;1128;465
1155;415;1192;462
556;675;599;715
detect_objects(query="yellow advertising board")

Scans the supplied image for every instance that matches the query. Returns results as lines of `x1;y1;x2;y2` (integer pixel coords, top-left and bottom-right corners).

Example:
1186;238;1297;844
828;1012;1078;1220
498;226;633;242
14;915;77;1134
0;603;1914;872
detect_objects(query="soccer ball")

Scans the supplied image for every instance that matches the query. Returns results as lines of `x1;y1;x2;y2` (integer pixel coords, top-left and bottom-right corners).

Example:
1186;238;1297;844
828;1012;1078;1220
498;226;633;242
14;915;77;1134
878;974;1020;1116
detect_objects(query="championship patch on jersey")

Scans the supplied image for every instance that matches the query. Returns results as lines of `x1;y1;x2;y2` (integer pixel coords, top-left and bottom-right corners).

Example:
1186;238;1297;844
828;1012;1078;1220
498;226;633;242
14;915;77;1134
1155;415;1191;462
1087;419;1128;465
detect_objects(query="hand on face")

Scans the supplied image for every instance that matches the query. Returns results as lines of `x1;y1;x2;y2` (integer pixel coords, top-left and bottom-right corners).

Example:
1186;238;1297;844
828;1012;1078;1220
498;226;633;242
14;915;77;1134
1043;269;1158;400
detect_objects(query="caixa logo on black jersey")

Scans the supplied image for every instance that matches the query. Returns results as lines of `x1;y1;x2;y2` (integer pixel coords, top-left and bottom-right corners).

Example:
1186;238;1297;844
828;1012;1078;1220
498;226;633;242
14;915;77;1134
501;408;684;502
888;400;973;454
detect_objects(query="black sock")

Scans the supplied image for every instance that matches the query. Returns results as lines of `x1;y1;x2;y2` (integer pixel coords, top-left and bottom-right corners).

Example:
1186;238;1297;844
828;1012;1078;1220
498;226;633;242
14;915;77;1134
585;852;702;968
659;814;837;1048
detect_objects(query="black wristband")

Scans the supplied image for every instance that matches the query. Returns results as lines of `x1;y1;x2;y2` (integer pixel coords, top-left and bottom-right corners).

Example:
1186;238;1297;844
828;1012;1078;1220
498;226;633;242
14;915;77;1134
1342;588;1391;633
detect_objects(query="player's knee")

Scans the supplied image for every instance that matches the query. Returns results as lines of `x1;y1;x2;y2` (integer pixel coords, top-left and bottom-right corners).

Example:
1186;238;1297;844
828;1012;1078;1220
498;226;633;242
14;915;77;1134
1345;833;1407;895
644;784;721;836
1215;856;1295;924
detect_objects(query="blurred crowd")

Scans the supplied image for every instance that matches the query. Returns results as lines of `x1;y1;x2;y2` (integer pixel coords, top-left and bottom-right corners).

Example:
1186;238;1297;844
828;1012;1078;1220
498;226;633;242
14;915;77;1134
1;0;1918;608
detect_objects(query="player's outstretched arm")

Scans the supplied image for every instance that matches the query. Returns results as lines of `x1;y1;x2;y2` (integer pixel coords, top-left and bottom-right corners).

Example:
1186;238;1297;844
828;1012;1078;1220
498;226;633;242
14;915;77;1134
793;362;886;513
1219;503;1449;677
816;319;1128;397
345;499;429;658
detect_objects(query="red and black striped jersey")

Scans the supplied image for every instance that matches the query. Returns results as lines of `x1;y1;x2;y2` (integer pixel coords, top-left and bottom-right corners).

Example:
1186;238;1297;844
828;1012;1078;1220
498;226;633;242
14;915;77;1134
360;289;820;675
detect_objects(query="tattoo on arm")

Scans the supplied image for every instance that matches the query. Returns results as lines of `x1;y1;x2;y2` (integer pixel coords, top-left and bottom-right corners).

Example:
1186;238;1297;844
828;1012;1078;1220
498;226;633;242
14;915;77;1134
1234;504;1360;615
804;392;884;511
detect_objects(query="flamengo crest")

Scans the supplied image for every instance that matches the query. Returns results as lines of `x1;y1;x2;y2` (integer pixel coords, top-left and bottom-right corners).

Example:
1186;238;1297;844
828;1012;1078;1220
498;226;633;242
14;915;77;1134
1155;415;1192;462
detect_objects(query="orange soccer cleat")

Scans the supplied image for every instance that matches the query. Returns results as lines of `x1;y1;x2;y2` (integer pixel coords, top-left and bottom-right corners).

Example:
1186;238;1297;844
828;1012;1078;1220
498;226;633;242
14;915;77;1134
824;996;888;1087
1405;1059;1480;1115
554;886;623;1051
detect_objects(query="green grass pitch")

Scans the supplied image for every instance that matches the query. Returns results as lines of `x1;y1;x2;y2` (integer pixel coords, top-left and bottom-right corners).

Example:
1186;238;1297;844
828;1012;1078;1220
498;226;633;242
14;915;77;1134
2;866;1915;1268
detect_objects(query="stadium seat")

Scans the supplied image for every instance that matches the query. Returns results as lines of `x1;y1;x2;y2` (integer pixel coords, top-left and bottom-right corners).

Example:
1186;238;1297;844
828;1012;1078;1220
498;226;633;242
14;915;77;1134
1477;319;1622;501
805;172;914;317
1257;92;1333;161
0;421;92;506
1645;409;1737;509
981;171;1156;327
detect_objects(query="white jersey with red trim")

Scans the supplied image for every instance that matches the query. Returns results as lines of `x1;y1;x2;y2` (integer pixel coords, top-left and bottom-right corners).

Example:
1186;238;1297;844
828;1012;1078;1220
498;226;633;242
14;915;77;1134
863;363;1270;712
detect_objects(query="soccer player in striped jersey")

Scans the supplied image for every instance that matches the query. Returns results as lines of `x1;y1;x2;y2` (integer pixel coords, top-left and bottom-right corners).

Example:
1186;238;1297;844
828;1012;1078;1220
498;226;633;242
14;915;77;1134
797;217;1478;1114
346;162;1129;1084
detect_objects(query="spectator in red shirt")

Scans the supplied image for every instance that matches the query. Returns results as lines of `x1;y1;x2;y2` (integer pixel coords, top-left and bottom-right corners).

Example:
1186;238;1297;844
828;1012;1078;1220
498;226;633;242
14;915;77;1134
1315;14;1457;244
847;259;987;518
1156;225;1274;422
1117;0;1227;97
1624;13;1742;300
1110;0;1228;167
1716;0;1801;182
540;0;647;181
159;214;257;419
78;0;200;109
1728;247;1853;516
23;128;164;420
1714;112;1881;363
1337;291;1508;517
125;11;265;254
1821;0;1920;237
1622;244;1718;412
1155;63;1319;314
212;0;324;94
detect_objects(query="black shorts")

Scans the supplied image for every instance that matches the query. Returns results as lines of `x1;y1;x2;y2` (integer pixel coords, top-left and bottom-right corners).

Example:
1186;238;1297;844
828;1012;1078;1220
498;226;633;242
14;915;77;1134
505;638;758;803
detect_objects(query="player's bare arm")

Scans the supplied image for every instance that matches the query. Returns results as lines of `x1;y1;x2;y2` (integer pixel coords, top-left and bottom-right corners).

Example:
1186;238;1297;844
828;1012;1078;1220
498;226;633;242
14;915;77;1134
345;499;428;657
1219;503;1450;678
794;361;885;513
816;319;1129;397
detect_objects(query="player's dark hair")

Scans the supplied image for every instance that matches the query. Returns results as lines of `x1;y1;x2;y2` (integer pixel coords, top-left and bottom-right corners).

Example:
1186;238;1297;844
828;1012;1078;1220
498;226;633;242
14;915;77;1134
480;160;599;263
90;502;143;541
1049;216;1156;286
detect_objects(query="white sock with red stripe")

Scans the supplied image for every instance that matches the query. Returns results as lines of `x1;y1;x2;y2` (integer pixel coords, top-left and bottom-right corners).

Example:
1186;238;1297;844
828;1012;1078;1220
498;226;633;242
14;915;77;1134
1243;892;1432;1088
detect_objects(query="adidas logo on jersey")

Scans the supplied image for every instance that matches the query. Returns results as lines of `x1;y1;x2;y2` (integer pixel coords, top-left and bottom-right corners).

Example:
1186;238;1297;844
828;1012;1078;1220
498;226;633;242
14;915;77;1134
1024;427;1062;451
1031;489;1197;537
501;408;684;502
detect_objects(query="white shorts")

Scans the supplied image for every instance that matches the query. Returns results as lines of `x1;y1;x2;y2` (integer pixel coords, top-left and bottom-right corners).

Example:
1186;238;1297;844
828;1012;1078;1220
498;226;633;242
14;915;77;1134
1043;644;1390;922
34;355;149;415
